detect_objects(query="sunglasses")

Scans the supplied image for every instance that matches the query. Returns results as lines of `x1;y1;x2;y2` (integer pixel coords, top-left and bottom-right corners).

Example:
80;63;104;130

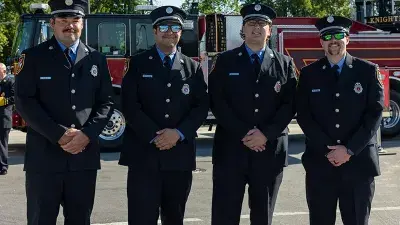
321;32;346;41
158;25;182;33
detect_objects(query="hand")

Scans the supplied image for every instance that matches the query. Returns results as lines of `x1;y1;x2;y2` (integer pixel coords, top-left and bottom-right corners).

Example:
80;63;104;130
326;145;351;167
58;131;74;146
242;129;267;152
154;129;180;151
61;129;90;154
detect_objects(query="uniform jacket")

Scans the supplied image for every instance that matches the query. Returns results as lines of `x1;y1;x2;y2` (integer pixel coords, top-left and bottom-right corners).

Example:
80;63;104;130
296;54;383;179
118;46;209;171
15;36;114;173
208;43;297;171
0;76;15;128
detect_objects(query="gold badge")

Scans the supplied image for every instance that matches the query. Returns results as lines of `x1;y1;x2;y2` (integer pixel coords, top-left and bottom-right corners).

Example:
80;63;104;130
15;54;25;76
123;58;130;76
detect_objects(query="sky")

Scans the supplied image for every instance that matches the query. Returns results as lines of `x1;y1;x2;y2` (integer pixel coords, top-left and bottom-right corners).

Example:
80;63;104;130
156;0;184;7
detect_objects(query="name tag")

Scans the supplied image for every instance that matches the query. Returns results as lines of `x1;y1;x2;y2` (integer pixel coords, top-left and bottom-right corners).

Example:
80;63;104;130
40;77;52;80
229;72;240;76
142;74;153;78
312;89;320;93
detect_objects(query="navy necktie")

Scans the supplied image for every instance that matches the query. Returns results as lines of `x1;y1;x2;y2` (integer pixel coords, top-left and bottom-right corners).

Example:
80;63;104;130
163;56;172;70
251;53;261;76
64;48;73;66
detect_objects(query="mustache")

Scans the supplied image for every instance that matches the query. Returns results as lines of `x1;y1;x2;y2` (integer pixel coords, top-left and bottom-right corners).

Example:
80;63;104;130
63;28;76;33
328;42;342;47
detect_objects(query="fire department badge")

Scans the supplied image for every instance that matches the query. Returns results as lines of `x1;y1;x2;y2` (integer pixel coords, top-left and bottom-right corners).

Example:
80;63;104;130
15;54;25;76
274;81;281;93
65;0;73;6
123;58;130;76
166;7;173;14
182;84;190;95
90;65;98;77
327;16;334;23
254;4;261;11
354;82;363;94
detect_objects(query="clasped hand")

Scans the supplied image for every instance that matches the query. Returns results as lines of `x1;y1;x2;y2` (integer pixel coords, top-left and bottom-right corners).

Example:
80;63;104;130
326;145;351;167
58;128;90;154
242;128;267;152
154;128;180;150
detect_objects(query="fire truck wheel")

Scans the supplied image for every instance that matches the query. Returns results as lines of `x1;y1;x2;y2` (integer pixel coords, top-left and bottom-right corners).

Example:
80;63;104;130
98;108;125;151
382;90;400;138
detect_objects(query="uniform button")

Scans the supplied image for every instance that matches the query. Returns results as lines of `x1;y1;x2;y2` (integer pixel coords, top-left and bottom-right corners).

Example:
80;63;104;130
71;124;75;128
71;89;76;94
72;73;75;78
256;80;259;83
167;83;171;87
336;124;340;128
255;109;259;113
166;99;170;103
337;140;341;144
72;105;76;110
165;114;169;118
336;93;340;97
255;93;259;98
335;109;339;113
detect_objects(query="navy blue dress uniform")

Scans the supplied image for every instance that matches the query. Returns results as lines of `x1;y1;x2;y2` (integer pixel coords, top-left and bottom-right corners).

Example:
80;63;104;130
118;5;209;225
0;75;15;175
209;4;297;225
296;16;384;225
14;0;114;224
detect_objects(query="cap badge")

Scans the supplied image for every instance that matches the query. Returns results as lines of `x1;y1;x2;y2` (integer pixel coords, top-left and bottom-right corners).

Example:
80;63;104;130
166;7;173;14
254;4;261;11
354;82;363;94
327;16;334;23
274;81;281;93
49;46;54;50
65;0;73;6
182;84;190;95
91;65;98;77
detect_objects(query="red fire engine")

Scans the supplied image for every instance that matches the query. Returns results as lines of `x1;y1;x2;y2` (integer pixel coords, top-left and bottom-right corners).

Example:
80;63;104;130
8;3;399;150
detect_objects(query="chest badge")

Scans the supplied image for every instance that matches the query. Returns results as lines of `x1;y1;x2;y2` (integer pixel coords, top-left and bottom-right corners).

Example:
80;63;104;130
274;81;281;93
90;65;98;77
182;84;190;95
354;82;363;94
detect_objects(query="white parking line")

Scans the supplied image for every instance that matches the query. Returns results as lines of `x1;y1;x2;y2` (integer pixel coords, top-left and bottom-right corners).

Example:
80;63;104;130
239;206;400;218
92;218;203;225
92;207;400;224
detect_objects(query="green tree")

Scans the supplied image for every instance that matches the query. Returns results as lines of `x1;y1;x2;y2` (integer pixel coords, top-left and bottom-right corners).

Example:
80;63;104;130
244;0;351;17
0;0;147;63
183;0;241;14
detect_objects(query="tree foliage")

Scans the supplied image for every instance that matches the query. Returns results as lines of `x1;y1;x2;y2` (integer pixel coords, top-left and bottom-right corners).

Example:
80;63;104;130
0;0;146;63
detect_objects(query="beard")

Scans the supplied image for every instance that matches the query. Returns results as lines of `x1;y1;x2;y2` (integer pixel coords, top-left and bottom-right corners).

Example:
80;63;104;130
327;41;344;56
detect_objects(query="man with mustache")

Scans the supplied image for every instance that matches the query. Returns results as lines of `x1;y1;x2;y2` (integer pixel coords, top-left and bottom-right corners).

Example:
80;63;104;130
208;3;297;225
119;5;209;225
14;0;114;224
296;16;384;225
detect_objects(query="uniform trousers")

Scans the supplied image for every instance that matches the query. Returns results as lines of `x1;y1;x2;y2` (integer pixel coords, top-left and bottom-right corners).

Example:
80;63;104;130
127;169;193;225
26;170;97;225
306;171;375;225
212;165;283;225
0;128;10;170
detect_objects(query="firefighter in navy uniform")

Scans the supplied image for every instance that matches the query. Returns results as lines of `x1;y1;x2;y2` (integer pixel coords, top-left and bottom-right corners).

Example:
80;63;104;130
296;16;384;225
209;4;297;225
14;0;114;224
118;5;209;225
0;63;14;175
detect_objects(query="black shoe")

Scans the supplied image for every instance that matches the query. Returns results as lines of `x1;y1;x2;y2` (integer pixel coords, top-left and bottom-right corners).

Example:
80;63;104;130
0;170;7;175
